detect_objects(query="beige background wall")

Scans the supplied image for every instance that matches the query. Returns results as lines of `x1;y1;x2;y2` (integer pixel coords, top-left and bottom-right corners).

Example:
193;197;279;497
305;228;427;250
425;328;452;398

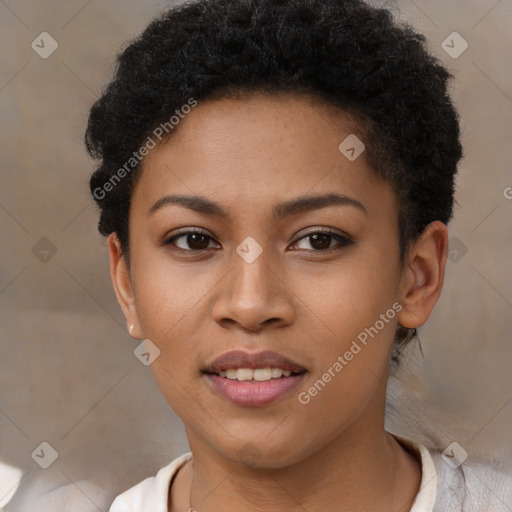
0;0;511;509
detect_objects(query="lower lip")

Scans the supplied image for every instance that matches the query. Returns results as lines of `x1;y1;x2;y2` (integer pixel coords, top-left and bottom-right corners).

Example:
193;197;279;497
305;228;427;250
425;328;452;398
205;373;306;407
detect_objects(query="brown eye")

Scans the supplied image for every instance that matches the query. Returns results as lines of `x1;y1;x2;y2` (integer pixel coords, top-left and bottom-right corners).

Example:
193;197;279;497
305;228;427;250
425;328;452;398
291;228;353;252
164;229;218;251
308;233;332;250
182;233;211;250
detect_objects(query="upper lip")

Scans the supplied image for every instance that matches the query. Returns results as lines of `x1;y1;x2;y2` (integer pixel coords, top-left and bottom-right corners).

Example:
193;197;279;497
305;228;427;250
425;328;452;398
203;350;307;374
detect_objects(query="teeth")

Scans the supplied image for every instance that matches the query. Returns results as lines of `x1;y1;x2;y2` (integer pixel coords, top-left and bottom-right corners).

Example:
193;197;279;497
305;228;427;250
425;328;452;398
254;368;272;381
271;368;283;378
237;368;253;381
217;367;295;381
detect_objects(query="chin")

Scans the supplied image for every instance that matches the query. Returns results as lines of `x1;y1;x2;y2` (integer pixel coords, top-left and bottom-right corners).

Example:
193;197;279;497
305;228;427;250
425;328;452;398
206;429;315;470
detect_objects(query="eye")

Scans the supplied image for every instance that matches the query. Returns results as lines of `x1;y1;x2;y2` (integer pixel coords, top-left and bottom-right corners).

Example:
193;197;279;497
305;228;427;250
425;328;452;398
290;228;353;252
162;227;353;253
163;228;219;251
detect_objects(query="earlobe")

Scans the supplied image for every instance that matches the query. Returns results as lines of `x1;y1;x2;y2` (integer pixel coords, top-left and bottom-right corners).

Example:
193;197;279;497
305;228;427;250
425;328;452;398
396;221;449;330
107;233;141;338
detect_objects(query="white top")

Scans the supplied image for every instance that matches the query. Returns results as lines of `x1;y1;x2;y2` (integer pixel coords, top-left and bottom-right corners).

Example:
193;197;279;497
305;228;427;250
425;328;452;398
0;461;23;509
109;434;512;511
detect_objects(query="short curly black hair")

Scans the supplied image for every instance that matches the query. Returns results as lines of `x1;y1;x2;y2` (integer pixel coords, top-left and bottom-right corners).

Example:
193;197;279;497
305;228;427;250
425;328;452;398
85;0;463;351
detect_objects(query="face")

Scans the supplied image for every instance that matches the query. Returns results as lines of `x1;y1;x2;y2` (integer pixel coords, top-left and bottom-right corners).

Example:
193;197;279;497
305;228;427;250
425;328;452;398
110;93;440;469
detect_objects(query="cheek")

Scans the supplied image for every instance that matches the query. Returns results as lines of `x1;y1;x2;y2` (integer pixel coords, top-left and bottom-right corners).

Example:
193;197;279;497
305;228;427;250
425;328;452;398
129;252;212;402
130;246;213;337
290;250;399;336
291;269;398;440
288;252;400;400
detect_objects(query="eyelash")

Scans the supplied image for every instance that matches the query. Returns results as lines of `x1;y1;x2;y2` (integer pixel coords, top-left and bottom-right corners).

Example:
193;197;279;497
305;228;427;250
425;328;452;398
162;227;353;254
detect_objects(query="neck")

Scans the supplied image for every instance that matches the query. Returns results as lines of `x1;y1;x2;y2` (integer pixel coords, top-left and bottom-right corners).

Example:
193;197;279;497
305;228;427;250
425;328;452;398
180;423;421;512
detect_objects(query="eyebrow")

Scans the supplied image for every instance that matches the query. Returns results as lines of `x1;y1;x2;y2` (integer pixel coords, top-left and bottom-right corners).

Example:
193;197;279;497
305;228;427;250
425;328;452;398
148;192;368;220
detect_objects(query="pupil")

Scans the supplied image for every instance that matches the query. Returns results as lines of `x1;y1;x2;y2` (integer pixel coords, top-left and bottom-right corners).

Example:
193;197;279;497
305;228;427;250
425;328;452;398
311;233;330;250
189;233;209;250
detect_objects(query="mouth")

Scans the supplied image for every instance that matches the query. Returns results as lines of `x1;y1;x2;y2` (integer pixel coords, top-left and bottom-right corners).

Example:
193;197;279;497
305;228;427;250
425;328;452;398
212;367;303;381
202;350;308;407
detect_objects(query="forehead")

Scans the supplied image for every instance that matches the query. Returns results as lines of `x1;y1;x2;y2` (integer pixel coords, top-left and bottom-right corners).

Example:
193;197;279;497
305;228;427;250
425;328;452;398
131;93;395;220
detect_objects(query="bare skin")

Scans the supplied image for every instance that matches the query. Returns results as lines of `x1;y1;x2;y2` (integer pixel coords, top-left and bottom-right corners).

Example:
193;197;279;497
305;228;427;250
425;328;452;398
108;92;448;511
169;436;422;511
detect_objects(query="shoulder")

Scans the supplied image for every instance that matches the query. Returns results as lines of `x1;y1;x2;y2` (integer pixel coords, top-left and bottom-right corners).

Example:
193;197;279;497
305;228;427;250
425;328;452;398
109;452;192;512
393;434;512;512
429;449;512;512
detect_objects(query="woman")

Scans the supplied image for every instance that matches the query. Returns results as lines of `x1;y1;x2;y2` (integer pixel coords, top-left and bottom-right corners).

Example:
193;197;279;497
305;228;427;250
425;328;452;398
85;0;510;510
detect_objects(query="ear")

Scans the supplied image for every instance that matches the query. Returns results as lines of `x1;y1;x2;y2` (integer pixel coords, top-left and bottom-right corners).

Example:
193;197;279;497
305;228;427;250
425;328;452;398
396;221;449;329
107;233;142;339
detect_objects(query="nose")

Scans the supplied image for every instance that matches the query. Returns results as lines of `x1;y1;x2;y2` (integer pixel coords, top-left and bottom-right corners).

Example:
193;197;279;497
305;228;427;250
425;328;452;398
211;250;295;333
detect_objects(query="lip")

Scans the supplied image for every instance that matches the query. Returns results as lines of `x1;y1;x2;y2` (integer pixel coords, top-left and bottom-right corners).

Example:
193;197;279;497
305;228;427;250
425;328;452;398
202;349;307;374
205;373;307;407
202;349;308;407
